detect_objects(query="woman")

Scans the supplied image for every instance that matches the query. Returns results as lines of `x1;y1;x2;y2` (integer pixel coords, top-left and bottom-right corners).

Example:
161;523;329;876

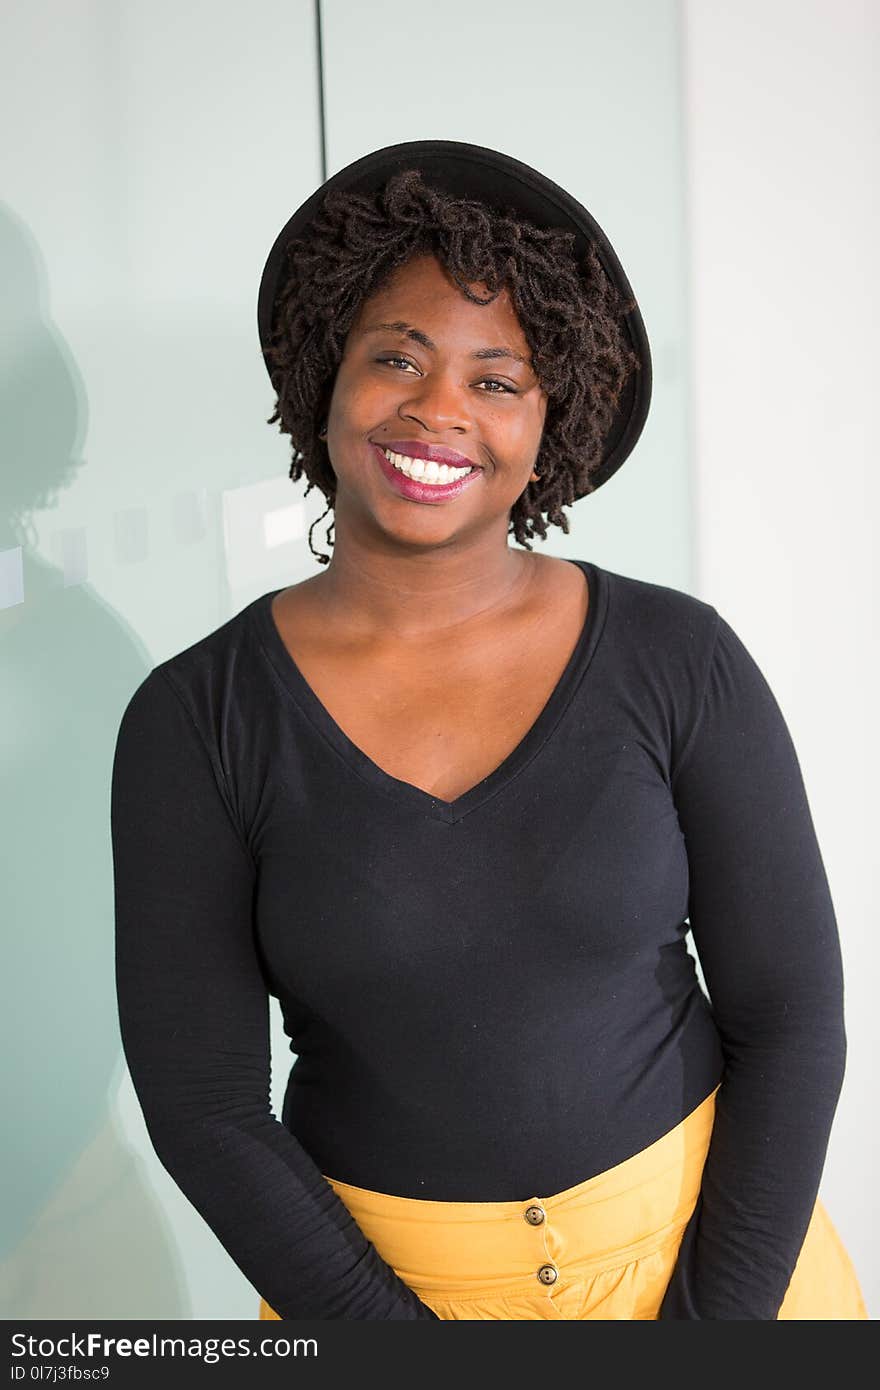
111;141;866;1319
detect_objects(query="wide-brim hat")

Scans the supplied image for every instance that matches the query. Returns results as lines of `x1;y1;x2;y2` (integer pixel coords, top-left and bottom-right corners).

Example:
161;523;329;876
257;139;652;494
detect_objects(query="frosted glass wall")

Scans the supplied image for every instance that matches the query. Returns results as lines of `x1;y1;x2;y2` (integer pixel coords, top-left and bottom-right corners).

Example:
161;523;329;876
1;0;687;1318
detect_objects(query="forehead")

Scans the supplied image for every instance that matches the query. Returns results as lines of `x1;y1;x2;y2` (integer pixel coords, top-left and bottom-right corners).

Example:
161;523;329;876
352;252;527;343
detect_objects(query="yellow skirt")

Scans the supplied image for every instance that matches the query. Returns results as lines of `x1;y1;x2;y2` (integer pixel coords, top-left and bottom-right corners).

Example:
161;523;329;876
260;1089;866;1320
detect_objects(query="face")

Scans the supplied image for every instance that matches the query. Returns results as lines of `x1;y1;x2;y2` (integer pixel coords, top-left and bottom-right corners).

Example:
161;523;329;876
323;252;548;552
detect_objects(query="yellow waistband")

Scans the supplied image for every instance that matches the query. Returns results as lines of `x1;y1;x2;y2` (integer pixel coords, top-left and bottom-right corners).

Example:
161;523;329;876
320;1087;719;1293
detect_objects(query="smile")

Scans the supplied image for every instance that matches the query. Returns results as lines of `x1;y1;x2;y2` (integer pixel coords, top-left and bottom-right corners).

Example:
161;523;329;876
383;448;473;484
371;444;483;504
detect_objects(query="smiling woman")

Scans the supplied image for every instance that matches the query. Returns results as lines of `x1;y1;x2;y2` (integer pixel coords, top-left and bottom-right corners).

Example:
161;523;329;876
111;140;866;1322
313;251;548;551
260;156;643;565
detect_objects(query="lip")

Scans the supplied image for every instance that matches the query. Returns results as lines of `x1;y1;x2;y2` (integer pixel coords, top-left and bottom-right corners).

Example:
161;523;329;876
372;443;483;504
378;439;480;470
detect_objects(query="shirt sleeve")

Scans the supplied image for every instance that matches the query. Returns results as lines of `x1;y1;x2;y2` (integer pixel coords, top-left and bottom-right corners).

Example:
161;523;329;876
110;667;440;1320
658;613;847;1319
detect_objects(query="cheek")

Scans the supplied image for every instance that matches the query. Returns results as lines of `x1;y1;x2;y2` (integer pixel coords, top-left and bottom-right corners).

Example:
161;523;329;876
330;368;397;428
498;404;546;460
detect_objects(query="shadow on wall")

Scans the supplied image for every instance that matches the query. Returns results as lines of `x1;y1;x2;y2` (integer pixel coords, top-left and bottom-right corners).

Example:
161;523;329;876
0;203;186;1317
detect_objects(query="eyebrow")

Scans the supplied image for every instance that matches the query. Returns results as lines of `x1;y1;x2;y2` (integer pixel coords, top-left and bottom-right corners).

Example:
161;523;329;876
363;320;531;366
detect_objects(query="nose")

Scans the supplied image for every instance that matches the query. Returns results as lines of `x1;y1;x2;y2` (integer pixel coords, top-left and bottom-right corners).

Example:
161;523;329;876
397;369;470;434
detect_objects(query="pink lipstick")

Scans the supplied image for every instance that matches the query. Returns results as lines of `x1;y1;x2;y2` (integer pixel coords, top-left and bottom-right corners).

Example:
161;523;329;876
372;443;483;504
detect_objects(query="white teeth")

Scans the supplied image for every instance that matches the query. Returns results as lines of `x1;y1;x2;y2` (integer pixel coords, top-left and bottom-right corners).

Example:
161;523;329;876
383;448;473;484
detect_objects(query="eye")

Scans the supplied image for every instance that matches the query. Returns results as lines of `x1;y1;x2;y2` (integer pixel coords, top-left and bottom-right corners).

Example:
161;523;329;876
477;378;518;395
375;355;518;395
376;354;417;374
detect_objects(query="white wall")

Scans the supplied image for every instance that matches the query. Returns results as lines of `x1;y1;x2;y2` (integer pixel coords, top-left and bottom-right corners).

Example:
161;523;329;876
682;0;878;1317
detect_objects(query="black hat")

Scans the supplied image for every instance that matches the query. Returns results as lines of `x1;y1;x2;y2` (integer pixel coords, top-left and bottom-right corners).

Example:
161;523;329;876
257;139;652;493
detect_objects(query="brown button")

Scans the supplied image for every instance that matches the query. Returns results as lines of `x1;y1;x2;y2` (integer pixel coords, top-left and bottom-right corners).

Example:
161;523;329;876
524;1204;546;1226
537;1263;558;1285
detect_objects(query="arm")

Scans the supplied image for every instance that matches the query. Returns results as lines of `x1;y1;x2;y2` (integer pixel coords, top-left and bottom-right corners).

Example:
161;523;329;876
658;614;846;1319
111;668;439;1320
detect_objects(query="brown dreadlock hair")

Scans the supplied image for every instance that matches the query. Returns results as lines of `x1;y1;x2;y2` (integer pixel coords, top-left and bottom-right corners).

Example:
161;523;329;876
263;167;640;565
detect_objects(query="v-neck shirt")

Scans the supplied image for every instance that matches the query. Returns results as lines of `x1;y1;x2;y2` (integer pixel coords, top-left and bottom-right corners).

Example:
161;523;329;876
110;557;846;1320
255;558;604;825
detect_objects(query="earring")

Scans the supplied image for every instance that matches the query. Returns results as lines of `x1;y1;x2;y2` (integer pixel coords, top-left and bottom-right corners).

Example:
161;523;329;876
318;422;328;439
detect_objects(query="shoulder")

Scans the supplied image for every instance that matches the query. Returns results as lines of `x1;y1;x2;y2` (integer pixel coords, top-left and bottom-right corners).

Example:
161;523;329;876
585;560;720;662
594;565;776;700
157;598;257;689
598;561;717;626
113;598;274;847
116;596;266;750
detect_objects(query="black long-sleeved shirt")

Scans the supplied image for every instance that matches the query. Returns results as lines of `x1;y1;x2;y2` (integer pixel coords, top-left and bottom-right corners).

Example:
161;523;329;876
110;557;846;1319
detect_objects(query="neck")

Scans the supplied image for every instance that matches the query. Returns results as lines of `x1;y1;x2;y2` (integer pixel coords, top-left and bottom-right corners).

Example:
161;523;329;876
303;530;537;644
